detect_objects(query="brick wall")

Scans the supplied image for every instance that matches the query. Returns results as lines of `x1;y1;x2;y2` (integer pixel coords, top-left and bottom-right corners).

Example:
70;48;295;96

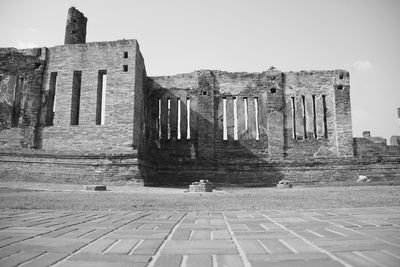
0;47;47;148
354;137;400;157
40;39;146;152
0;150;142;185
143;156;400;186
145;69;353;164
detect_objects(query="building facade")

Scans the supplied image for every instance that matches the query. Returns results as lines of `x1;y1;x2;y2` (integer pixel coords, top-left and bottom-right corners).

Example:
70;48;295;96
1;7;399;186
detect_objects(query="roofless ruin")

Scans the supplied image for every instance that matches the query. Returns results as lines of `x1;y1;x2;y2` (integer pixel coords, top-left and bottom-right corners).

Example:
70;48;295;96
1;7;399;186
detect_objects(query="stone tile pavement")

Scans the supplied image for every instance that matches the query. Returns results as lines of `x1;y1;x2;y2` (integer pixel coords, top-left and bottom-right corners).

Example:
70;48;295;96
0;207;399;266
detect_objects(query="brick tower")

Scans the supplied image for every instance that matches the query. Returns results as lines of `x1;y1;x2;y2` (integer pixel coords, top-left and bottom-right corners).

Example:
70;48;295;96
64;7;87;44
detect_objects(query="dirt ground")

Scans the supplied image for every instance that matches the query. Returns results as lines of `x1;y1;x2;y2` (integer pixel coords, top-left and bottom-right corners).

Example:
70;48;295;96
1;181;399;211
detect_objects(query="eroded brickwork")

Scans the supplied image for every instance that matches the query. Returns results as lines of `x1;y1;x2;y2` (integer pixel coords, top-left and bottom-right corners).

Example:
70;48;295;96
64;7;87;45
146;69;352;163
0;47;47;148
40;39;145;152
0;7;399;186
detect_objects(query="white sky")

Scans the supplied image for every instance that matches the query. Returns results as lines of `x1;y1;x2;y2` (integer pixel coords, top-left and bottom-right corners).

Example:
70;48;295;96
0;0;399;140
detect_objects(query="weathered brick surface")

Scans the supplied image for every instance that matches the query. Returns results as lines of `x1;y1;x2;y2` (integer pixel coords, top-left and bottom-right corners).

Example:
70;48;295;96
0;150;142;184
1;7;399;186
143;156;400;186
64;7;87;45
0;47;47;148
39;39;146;152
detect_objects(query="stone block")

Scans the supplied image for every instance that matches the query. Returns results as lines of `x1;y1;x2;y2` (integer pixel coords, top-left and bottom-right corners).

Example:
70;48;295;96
85;185;107;191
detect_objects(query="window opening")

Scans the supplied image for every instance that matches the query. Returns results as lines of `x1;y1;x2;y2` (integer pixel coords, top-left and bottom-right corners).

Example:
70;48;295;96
123;65;128;72
312;95;317;138
46;72;58;126
70;71;82;125
223;98;227;140
123;52;128;58
302;95;307;139
244;97;248;131
322;95;328;138
11;77;23;127
186;98;191;139
233;97;238;140
167;98;171;139
291;97;296;139
177;98;181;139
96;70;107;125
254;97;260;140
158;98;161;139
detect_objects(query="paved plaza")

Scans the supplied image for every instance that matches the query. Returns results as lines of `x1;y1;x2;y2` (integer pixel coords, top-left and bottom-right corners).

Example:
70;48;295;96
0;207;399;266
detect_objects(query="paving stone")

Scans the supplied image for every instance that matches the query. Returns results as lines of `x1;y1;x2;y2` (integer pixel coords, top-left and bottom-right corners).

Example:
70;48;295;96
279;238;321;253
0;249;18;260
107;230;169;240
67;253;152;263
1;208;400;266
234;230;294;239
20;252;68;267
104;239;140;254
211;229;231;240
216;254;244;267
80;238;116;254
237;239;267;254
130;239;163;255
58;260;147;267
250;258;344;267
0;250;45;267
153;255;182;267
163;240;237;254
190;230;210;240
171;229;191;240
333;251;382;267
186;254;212;267
259;239;296;254
357;250;400;267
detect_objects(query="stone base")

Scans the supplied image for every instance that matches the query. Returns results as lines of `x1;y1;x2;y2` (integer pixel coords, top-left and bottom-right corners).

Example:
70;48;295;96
85;185;107;191
189;180;213;192
277;184;293;189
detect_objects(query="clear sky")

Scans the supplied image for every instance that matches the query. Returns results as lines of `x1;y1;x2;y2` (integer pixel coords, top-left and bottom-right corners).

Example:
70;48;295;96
1;0;399;140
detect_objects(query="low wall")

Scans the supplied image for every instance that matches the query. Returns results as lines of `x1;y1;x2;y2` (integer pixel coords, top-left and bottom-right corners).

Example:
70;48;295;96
0;150;142;185
1;150;399;187
143;157;400;186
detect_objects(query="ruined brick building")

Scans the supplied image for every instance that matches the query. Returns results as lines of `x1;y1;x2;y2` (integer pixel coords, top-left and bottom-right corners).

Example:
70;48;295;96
1;7;400;186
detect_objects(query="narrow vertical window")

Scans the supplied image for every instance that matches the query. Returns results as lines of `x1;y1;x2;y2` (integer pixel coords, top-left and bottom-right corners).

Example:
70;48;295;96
46;72;57;126
223;98;227;140
322;95;328;138
177;98;181;140
254;97;259;140
312;95;317;138
186;98;191;139
233;97;238;140
96;70;107;125
302;95;307;139
70;71;82;125
167;98;171;139
244;97;248;131
291;97;296;139
12;77;23;127
158;98;161;139
123;51;128;58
